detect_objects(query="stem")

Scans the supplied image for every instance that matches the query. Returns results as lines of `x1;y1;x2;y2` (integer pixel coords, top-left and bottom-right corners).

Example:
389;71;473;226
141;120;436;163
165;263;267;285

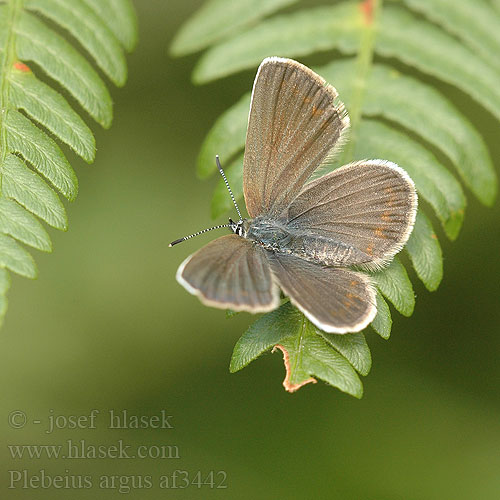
291;315;307;376
340;0;382;165
0;0;22;194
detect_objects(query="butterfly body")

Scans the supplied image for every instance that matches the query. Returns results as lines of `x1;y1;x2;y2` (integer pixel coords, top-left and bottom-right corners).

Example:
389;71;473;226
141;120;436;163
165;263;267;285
242;216;370;267
174;57;417;334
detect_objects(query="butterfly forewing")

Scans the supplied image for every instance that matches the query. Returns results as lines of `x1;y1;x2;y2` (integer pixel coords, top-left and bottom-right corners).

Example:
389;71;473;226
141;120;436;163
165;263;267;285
285;160;418;269
268;253;377;333
243;57;349;219
177;234;279;312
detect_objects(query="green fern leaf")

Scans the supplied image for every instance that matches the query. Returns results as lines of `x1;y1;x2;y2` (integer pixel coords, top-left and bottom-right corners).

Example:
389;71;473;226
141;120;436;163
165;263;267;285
405;211;443;292
15;11;113;127
170;0;299;57
372;258;415;317
400;0;500;72
2;154;67;230
277;331;363;397
230;302;297;373
5;109;78;200
192;4;360;84
172;0;499;394
9;65;95;162
198;94;249;179
0;197;51;251
25;0;128;87
371;291;392;340
81;0;137;52
378;6;500;124
0;0;137;328
317;331;372;376
0;233;36;279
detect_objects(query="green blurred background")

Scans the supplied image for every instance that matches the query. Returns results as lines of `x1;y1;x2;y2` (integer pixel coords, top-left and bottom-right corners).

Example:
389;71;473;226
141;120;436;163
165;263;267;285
2;1;500;498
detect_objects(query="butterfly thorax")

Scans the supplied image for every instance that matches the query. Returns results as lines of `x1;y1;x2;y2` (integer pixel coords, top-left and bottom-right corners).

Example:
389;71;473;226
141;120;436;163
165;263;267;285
243;217;290;252
243;216;369;267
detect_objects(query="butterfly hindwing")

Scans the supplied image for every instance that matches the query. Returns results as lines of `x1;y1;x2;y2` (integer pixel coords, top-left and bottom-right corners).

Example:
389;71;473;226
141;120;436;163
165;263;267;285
284;160;418;269
267;252;377;333
243;57;349;219
176;234;279;312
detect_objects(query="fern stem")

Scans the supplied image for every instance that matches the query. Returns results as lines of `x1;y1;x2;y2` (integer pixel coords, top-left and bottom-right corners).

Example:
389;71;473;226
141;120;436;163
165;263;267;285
341;0;382;165
291;314;307;376
0;0;23;193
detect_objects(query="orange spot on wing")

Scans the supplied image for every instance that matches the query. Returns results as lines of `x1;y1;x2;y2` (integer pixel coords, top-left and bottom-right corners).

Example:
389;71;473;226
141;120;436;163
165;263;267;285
375;227;387;238
312;104;324;116
381;211;392;221
350;280;359;287
383;188;398;207
13;61;31;72
344;292;361;308
365;245;374;255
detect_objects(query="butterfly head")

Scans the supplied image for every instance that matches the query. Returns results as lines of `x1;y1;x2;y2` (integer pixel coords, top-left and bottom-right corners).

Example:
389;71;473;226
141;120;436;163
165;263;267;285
229;218;247;237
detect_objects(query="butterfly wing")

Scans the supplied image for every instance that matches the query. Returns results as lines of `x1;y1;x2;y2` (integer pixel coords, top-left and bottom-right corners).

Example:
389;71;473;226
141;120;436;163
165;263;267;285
176;234;279;312
268;252;376;333
243;57;349;219
284;160;418;270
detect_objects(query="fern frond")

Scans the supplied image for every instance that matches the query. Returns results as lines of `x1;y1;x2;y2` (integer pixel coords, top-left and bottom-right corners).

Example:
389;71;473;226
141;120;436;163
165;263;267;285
0;0;137;327
171;0;499;394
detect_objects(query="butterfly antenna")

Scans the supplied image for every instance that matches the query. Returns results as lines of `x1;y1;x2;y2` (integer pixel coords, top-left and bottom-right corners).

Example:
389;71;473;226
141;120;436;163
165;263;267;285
216;155;243;221
169;223;231;247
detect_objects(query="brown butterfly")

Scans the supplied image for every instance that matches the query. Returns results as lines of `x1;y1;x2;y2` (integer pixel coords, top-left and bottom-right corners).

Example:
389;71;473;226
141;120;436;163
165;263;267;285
171;57;417;333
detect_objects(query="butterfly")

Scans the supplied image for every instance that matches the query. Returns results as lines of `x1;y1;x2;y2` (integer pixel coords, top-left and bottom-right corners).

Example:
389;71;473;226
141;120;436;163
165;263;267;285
171;57;417;334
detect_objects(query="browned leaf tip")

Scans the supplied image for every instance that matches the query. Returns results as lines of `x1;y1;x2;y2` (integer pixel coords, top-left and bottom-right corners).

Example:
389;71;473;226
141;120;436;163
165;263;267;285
272;344;317;393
